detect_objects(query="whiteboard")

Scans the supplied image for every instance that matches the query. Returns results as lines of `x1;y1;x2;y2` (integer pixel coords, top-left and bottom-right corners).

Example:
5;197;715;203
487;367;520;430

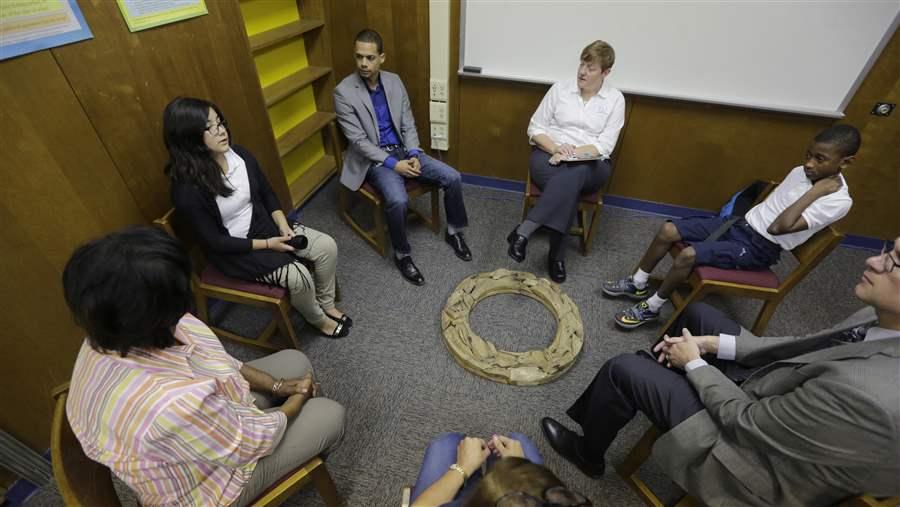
461;1;900;117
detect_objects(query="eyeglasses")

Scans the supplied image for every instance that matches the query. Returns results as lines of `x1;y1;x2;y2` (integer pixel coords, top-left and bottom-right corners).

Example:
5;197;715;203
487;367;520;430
205;119;226;134
878;241;900;274
496;486;592;507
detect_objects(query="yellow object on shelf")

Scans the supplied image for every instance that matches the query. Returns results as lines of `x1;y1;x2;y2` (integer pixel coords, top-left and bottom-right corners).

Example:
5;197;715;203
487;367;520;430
238;0;299;37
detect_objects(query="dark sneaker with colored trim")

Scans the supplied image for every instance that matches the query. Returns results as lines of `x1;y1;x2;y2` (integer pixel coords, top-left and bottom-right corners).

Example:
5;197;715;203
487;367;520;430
614;300;659;329
602;276;649;300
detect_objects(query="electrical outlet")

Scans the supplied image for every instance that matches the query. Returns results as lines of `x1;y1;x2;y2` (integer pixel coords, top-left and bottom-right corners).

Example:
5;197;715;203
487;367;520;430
431;138;449;151
430;101;448;123
430;124;448;139
430;79;448;101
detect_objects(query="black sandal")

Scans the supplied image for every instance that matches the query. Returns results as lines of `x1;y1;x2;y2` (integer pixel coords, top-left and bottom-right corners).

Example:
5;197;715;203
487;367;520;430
326;313;353;328
325;320;350;339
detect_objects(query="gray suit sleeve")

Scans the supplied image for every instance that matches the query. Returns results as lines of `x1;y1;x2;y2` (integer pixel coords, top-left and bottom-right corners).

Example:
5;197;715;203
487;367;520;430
396;78;420;151
334;86;390;164
734;307;877;365
687;364;896;465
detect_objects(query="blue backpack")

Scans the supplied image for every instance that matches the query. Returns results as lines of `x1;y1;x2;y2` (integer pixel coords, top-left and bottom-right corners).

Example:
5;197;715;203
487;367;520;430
719;180;770;218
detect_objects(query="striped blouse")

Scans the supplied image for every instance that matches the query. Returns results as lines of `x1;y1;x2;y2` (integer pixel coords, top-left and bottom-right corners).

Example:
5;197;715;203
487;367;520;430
67;313;287;506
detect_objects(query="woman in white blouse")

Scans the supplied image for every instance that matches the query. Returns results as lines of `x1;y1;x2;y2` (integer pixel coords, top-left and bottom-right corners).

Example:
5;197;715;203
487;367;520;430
507;40;625;282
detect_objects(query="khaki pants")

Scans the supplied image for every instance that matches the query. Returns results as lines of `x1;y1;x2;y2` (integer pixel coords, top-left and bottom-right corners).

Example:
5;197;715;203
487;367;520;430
233;349;346;506
257;224;338;328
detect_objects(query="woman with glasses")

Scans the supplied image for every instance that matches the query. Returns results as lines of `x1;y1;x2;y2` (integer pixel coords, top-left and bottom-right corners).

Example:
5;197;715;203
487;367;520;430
163;97;351;338
409;432;589;506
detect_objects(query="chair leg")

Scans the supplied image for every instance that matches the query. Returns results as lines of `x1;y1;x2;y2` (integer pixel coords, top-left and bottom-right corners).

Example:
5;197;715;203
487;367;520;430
617;426;667;507
195;290;210;323
751;299;781;335
373;201;388;258
657;285;705;341
276;301;301;350
429;188;441;234
521;196;531;223
310;461;343;507
582;206;602;256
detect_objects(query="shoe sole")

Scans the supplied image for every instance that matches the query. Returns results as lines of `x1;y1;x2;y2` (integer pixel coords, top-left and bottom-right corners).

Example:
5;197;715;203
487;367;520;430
613;315;657;329
601;286;649;300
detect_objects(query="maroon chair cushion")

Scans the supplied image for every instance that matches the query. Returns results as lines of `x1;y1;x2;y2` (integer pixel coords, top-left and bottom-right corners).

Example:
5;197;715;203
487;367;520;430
200;265;287;298
694;265;780;289
528;181;599;203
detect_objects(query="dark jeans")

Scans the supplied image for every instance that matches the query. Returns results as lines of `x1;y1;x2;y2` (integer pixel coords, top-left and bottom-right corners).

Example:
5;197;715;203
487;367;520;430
567;302;752;460
409;432;543;506
366;148;468;255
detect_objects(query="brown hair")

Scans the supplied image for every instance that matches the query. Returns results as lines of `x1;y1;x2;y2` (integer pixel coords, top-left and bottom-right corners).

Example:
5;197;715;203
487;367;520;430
580;40;615;71
464;458;564;506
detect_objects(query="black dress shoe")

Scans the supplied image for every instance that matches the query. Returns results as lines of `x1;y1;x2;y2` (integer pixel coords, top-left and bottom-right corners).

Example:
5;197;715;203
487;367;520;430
507;227;528;263
394;256;425;286
445;232;472;261
540;417;605;478
549;259;566;283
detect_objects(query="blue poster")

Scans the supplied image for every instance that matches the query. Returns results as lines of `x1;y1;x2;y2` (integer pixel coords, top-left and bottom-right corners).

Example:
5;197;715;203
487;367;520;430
0;0;94;61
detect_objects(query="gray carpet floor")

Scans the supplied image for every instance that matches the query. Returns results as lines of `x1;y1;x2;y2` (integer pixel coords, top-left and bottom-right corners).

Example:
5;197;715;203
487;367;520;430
26;179;873;507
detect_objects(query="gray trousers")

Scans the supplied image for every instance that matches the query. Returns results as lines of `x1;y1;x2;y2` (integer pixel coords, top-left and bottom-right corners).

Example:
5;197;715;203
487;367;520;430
256;224;338;328
233;350;346;506
526;148;611;234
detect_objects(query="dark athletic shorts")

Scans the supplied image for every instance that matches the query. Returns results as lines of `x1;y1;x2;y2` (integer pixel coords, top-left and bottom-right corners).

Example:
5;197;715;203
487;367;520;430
672;216;781;270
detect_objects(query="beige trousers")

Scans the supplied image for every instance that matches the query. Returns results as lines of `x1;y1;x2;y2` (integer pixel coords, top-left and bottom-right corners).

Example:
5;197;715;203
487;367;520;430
256;224;338;328
233;349;346;506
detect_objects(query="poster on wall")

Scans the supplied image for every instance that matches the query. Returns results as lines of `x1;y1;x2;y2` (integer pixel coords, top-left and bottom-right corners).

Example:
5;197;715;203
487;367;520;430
116;0;207;33
0;0;93;61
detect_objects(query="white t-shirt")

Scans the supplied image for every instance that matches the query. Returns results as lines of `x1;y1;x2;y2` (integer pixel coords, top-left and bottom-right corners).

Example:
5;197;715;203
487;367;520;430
526;78;626;159
215;149;253;239
745;166;852;250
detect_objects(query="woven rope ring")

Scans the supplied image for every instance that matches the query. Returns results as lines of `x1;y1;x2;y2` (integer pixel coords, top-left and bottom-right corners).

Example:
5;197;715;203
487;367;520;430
441;269;584;385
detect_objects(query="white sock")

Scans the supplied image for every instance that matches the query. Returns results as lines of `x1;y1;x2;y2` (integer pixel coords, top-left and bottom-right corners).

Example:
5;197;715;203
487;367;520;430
447;225;461;236
395;252;410;260
632;269;651;288
645;293;668;312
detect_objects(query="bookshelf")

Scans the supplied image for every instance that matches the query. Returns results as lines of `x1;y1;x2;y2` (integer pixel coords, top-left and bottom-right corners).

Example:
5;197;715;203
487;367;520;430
237;0;339;207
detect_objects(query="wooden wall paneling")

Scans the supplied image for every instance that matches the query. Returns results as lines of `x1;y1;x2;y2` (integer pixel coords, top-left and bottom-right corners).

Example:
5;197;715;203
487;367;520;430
327;0;430;153
836;27;899;239
50;0;289;218
610;97;831;210
0;50;145;453
457;77;548;180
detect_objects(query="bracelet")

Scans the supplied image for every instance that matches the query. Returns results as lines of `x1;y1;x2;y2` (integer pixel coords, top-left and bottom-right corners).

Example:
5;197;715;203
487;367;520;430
271;378;284;395
448;463;467;483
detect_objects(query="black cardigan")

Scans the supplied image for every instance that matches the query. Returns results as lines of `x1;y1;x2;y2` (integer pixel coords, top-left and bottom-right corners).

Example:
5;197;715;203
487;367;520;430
171;145;296;281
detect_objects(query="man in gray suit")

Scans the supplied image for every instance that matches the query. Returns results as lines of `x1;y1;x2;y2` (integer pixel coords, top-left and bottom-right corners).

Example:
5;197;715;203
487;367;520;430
542;237;900;506
334;29;471;286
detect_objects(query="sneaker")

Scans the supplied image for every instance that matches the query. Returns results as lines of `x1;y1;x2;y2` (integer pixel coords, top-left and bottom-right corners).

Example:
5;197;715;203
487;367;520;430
602;276;649;300
614;301;659;329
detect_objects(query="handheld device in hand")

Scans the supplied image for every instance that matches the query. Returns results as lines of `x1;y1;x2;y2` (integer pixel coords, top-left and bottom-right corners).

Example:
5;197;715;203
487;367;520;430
286;235;308;250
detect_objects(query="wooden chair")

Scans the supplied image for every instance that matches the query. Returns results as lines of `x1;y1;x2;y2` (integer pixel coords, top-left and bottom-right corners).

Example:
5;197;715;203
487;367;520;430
154;209;300;351
51;383;342;507
521;169;612;255
618;425;900;507
338;175;441;257
658;223;844;336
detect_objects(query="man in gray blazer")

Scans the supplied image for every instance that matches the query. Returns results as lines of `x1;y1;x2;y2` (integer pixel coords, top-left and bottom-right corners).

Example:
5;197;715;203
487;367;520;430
542;237;900;506
334;29;471;286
